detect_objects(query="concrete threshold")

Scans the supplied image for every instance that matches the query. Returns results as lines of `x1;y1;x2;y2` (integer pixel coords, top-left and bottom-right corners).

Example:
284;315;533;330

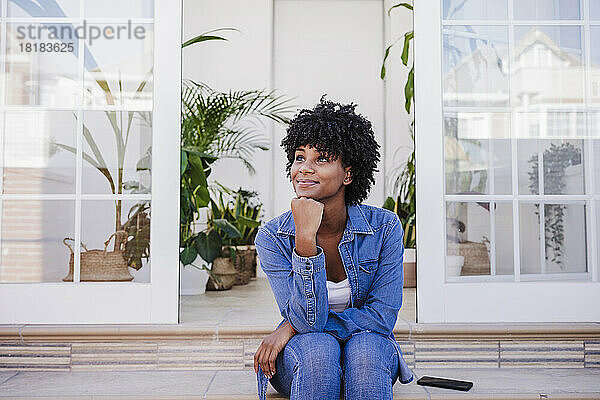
1;322;600;342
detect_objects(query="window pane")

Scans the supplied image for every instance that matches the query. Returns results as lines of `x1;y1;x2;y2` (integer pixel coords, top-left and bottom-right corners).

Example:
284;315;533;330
81;111;152;195
514;0;581;20
517;138;584;195
6;24;79;106
513;26;584;107
590;27;600;104
594;137;600;194
444;113;511;195
446;201;491;277
80;200;150;282
84;0;153;18
519;203;542;273
3;111;77;194
543;203;587;273
84;24;153;108
0;200;74;282
7;0;79;18
443;0;508;20
591;2;600;20
443;26;509;107
519;202;587;274
494;202;514;275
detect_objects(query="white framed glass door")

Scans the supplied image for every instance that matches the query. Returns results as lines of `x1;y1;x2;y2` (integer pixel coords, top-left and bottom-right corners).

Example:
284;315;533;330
0;0;180;324
415;0;600;322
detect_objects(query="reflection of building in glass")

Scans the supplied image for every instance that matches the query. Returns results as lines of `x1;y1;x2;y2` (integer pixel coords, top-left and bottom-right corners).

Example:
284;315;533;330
443;27;598;140
442;26;592;275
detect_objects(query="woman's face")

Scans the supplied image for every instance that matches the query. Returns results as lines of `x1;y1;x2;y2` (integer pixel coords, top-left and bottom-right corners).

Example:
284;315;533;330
290;145;351;201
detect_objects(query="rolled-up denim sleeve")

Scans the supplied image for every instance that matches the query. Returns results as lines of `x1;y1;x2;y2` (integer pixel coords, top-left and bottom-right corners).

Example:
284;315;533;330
254;227;329;333
324;216;404;340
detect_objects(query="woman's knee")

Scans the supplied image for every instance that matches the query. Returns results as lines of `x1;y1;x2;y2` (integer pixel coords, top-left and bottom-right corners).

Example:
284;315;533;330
286;332;342;376
342;331;397;376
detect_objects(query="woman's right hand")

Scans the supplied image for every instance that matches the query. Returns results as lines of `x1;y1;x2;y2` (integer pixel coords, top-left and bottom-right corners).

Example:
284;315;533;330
254;321;296;379
291;197;324;256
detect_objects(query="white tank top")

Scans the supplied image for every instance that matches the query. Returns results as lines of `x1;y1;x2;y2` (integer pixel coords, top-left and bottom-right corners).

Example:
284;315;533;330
327;278;351;312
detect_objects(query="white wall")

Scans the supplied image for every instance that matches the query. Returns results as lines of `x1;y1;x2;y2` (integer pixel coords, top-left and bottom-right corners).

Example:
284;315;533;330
183;0;413;219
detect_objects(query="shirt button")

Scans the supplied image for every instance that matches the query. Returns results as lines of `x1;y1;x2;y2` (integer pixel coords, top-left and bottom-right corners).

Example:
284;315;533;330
307;293;313;298
305;265;311;270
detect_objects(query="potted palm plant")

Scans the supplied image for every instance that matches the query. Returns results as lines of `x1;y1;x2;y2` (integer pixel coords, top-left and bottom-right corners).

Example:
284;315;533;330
178;29;292;294
178;75;293;293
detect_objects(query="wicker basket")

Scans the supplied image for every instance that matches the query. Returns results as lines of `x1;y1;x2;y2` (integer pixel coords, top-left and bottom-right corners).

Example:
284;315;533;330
62;230;134;282
447;241;490;276
232;246;255;286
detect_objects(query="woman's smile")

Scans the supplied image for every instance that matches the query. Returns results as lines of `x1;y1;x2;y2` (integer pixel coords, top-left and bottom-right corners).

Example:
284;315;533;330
296;178;319;188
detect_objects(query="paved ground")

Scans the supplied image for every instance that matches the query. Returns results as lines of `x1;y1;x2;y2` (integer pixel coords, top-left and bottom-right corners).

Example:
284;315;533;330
179;273;417;327
0;368;599;399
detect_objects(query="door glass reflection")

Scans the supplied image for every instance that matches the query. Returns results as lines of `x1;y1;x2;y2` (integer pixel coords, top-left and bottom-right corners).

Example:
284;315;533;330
446;201;491;277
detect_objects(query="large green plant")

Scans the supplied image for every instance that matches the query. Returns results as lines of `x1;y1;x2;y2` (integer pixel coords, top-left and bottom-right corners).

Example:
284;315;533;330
178;30;293;271
381;2;415;248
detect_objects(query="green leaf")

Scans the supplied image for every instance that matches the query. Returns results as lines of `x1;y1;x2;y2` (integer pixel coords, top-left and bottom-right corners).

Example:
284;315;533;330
182;146;218;162
210;199;222;220
237;215;261;228
194;230;222;263
381;43;393;79
404;66;414;114
182;28;240;48
180;245;197;266
180;150;188;175
383;196;396;211
188;154;207;188
196;185;210;207
182;35;227;48
213;219;242;238
401;31;413;66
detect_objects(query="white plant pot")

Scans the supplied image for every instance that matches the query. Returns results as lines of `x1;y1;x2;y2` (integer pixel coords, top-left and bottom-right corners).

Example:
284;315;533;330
180;255;210;295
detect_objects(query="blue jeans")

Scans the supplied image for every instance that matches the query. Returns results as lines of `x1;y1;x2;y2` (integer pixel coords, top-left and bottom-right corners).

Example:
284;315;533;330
268;331;399;400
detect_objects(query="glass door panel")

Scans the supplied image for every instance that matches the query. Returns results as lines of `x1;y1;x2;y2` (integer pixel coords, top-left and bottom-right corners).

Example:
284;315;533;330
0;0;179;323
416;0;600;322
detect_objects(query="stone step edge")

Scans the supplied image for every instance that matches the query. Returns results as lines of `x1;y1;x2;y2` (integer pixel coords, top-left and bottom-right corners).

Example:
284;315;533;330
2;394;600;400
1;323;599;341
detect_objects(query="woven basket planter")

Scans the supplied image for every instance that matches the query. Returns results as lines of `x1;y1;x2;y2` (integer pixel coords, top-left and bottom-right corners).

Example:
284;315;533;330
446;241;490;276
62;230;133;282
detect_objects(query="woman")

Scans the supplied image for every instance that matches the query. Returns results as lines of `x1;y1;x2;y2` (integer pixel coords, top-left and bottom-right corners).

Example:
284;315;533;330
253;97;414;400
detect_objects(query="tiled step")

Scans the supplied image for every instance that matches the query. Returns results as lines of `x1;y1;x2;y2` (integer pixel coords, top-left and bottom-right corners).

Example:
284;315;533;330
1;323;599;372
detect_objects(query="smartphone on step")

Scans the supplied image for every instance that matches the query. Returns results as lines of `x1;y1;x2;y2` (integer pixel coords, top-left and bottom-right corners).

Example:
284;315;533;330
416;376;473;391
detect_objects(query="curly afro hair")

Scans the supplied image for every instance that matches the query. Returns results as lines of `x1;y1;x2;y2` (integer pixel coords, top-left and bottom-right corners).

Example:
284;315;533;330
281;95;380;205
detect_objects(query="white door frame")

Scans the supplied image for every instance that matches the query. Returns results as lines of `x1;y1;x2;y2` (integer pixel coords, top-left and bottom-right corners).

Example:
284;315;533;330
0;0;181;324
414;0;600;323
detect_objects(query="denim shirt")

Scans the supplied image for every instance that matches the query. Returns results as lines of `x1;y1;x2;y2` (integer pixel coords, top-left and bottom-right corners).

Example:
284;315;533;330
254;203;414;399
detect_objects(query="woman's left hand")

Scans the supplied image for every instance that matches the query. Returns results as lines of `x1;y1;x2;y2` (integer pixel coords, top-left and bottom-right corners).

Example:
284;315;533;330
254;321;296;378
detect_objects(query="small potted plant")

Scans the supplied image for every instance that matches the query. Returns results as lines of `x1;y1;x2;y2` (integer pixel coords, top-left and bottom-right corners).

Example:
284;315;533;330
204;184;263;290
